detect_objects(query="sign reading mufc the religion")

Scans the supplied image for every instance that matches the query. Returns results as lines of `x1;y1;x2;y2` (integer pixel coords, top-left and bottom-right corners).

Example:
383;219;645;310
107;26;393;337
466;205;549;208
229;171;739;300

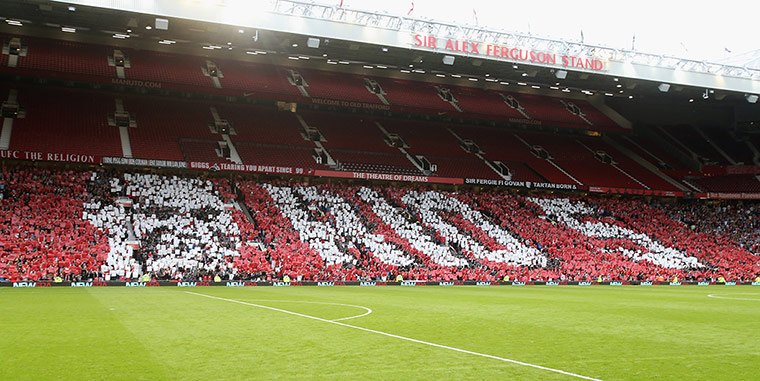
413;34;607;71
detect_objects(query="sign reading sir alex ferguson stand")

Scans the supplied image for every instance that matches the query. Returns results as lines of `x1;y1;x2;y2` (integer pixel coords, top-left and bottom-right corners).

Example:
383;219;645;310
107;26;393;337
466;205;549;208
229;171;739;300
413;34;606;71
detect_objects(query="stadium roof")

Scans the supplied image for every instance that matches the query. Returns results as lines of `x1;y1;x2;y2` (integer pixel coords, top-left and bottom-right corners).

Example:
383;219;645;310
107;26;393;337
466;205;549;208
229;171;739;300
39;0;759;97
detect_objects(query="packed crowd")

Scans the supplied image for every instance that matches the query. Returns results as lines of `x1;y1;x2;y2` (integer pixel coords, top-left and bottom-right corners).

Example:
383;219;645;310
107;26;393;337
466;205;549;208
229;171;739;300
661;201;760;254
588;197;759;281
0;167;109;282
1;166;758;282
84;173;247;281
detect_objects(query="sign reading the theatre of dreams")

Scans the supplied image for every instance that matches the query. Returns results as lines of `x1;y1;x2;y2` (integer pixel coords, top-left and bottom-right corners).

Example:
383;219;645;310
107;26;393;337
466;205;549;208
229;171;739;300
314;169;463;185
413;34;607;71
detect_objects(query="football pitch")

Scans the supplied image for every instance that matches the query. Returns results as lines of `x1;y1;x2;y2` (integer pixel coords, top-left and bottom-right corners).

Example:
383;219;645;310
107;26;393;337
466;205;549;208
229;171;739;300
1;286;758;380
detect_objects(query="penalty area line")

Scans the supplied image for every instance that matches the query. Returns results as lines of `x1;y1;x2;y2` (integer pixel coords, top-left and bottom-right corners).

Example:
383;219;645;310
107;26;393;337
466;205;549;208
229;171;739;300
185;291;602;381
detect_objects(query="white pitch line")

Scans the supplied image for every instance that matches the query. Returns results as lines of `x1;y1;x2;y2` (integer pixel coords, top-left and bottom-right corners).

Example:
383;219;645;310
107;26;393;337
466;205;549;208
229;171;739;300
241;299;372;322
707;294;760;302
185;291;602;381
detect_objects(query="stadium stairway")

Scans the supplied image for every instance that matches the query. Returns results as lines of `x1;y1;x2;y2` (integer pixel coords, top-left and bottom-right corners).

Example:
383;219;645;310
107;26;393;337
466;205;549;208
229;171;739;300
111;99;134;158
618;135;675;169
294;113;337;167
2;37;25;68
447;128;511;180
0;89;20;150
513;133;583;185
637;127;699;170
374;121;431;175
693;126;737;164
108;49;129;79
575;139;650;189
203;60;223;89
287;70;310;97
602;136;688;191
363;78;390;105
209;106;242;164
657;126;707;164
681;179;703;192
235;199;256;228
748;140;760;165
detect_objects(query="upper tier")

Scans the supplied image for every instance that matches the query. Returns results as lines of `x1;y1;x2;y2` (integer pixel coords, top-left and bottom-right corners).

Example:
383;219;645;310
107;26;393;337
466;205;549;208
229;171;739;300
0;34;623;132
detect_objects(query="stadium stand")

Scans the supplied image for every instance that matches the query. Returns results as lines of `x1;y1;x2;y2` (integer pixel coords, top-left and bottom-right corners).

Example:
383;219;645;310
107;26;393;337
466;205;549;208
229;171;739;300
699;126;755;165
14;36;113;78
8;76;756;196
235;143;327;169
426;155;500;179
179;140;230;164
123;95;230;161
0;167;109;282
1;165;758;282
690;174;760;193
299;111;396;152
450;87;524;118
380;119;462;157
330;149;422;175
2;28;760;286
610;134;686;170
83;172;247;281
665;125;727;165
377;77;455;111
124;50;213;87
6;85;122;158
298;69;380;104
217;104;313;147
450;125;576;183
664;201;760;254
217;60;302;97
518;131;642;187
578;136;679;190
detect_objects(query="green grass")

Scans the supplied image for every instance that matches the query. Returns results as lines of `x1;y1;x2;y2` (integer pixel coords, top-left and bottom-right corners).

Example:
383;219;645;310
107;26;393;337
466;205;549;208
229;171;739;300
1;286;759;380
